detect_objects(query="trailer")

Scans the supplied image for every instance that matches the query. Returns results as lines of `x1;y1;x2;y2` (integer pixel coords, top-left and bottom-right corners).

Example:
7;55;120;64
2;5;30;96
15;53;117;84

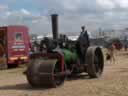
0;25;30;69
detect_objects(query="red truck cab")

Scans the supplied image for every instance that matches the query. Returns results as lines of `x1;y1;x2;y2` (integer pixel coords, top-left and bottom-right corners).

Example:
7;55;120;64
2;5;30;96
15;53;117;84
0;25;30;68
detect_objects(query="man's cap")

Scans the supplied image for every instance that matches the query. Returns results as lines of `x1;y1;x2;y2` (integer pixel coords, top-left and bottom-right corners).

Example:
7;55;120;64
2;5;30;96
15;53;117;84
81;26;85;29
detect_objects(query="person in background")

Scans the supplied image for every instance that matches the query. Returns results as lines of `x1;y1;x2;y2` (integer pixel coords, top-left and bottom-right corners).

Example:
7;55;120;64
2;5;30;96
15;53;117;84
124;43;127;51
106;43;116;64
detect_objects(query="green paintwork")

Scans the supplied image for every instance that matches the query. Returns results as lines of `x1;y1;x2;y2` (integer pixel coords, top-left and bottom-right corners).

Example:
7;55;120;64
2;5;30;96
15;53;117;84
62;49;78;64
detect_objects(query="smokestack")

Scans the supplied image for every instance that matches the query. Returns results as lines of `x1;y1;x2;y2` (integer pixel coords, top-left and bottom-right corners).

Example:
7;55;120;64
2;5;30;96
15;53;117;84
51;14;59;40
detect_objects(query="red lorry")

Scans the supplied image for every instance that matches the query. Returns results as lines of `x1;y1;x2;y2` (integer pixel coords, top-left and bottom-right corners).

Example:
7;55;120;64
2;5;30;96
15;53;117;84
0;25;30;69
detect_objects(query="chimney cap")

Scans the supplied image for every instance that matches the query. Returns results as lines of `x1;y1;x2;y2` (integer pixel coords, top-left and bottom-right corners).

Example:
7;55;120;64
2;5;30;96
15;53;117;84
51;14;58;16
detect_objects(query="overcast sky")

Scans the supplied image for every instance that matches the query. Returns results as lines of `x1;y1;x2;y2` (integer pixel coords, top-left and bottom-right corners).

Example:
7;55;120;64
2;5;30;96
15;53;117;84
0;0;128;35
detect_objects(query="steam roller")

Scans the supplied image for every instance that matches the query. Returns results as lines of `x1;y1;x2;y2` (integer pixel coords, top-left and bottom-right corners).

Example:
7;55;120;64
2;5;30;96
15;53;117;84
26;14;104;88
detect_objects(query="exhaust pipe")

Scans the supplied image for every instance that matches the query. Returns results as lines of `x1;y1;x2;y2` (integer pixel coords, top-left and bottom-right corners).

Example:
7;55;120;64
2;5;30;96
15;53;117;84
51;14;59;40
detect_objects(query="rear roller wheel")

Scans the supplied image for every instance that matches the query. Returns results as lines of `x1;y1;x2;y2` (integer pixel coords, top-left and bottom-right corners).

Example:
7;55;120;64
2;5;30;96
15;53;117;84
26;58;66;88
86;47;104;78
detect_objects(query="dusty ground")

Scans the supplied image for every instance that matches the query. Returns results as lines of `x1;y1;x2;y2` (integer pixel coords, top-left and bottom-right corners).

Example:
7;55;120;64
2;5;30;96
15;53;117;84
0;50;128;96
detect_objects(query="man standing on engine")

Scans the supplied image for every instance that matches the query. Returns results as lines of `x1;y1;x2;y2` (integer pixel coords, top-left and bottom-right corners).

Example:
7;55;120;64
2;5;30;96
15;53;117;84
80;26;90;47
77;26;90;63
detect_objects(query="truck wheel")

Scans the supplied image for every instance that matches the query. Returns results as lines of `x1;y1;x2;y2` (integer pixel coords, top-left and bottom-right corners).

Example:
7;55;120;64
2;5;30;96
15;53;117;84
86;47;104;78
26;58;66;88
0;57;7;70
0;63;7;70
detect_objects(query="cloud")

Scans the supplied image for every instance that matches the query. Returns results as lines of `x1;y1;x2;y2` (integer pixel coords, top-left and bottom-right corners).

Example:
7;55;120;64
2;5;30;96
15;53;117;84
0;5;8;12
97;0;116;9
21;8;31;15
0;0;128;37
97;0;128;9
61;0;82;10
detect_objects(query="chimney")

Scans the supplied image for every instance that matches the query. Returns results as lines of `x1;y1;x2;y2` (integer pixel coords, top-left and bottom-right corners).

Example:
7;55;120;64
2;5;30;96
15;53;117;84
51;14;59;40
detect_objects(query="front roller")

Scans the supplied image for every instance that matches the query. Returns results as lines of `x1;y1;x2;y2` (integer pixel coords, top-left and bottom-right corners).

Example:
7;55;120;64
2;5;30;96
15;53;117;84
86;47;104;78
26;55;66;88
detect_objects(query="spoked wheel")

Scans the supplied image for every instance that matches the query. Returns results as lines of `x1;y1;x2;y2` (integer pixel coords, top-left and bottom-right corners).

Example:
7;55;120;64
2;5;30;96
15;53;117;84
26;58;66;88
86;47;104;78
52;62;66;87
